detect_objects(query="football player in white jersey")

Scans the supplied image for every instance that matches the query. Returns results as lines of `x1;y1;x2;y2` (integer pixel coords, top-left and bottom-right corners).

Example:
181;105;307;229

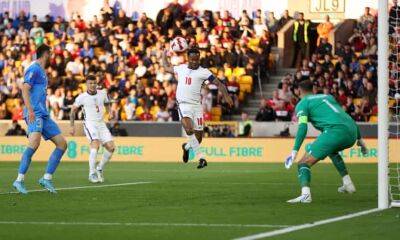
169;48;233;168
69;75;115;183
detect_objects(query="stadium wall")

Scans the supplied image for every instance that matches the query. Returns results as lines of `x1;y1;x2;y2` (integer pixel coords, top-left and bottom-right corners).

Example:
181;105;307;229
0;0;379;21
0;137;393;163
0;120;384;137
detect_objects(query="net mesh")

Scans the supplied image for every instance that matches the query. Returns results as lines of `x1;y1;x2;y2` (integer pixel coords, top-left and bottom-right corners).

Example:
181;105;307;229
388;2;400;206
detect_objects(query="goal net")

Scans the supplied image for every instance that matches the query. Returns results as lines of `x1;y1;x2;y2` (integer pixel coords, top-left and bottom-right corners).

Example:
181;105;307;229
388;0;400;207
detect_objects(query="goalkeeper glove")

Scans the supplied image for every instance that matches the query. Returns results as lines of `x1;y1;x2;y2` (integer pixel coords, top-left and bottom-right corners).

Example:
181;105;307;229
285;150;298;169
357;139;368;156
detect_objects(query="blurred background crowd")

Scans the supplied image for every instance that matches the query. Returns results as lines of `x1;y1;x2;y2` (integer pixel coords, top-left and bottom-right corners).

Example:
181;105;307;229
0;0;397;128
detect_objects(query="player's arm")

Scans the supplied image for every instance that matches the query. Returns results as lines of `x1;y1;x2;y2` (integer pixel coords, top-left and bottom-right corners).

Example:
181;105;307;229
21;83;35;123
285;103;308;169
212;77;234;107
293;115;308;152
22;69;36;123
70;96;81;135
161;49;174;73
69;105;79;135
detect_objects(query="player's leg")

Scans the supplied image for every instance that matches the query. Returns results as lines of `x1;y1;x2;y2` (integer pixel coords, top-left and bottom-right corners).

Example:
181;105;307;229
192;104;207;168
330;126;358;194
13;125;42;194
181;104;207;168
38;118;66;193
178;103;196;163
287;153;318;204
329;152;356;194
181;117;197;159
181;119;206;168
95;123;115;182
88;140;101;183
194;130;207;168
288;131;333;203
97;141;115;182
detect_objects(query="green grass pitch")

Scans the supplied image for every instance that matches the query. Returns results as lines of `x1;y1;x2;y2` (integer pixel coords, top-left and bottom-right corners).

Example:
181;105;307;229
0;162;399;240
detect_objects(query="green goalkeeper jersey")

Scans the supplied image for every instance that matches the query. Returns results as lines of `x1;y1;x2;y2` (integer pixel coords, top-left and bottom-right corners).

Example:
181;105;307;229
293;94;360;152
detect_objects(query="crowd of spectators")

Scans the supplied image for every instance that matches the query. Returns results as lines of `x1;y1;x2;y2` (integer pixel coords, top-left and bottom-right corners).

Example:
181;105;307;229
256;5;394;123
0;0;289;122
1;0;397;125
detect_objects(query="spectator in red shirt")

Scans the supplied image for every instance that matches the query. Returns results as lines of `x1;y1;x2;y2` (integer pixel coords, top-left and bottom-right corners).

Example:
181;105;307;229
337;88;347;106
140;107;153;121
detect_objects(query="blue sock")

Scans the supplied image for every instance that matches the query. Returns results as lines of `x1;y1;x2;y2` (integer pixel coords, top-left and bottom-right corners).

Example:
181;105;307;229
46;148;65;174
18;147;35;174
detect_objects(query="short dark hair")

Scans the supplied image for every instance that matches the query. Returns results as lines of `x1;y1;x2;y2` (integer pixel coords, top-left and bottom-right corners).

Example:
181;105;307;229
298;80;314;92
86;74;97;82
36;44;51;59
187;48;200;56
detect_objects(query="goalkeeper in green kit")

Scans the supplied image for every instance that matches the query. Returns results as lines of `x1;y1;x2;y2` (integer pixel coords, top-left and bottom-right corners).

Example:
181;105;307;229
285;80;368;203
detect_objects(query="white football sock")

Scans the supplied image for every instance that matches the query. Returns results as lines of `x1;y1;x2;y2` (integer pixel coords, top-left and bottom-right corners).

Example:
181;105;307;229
98;149;113;171
343;175;353;185
184;142;191;150
301;186;311;195
16;173;24;182
89;148;98;175
44;173;52;180
188;134;204;159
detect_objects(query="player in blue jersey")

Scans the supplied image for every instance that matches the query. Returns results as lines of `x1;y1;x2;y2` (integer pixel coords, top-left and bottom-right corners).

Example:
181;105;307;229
12;44;67;194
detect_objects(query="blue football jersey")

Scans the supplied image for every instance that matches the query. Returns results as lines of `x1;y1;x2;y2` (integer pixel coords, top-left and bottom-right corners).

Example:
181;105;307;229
23;62;49;117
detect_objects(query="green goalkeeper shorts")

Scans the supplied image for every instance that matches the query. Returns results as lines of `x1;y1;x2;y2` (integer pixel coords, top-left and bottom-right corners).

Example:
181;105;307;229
307;126;357;160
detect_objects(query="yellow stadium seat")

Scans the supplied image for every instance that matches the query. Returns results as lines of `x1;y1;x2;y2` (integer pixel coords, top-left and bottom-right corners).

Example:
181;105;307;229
209;67;218;74
248;38;260;51
239;91;246;102
15;61;21;68
389;99;396;107
224;68;233;78
6;98;16;112
248;38;260;47
353;98;362;106
233;67;246;77
211;107;222;116
359;59;368;65
150;106;160;117
240;83;252;93
45;32;55;43
239;75;253;85
211;115;221;121
120;111;127;121
369;115;378;123
79;83;87;92
120;98;127;106
135;106;144;117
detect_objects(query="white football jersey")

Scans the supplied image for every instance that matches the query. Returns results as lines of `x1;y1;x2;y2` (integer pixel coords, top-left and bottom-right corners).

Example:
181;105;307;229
74;89;109;122
174;64;214;104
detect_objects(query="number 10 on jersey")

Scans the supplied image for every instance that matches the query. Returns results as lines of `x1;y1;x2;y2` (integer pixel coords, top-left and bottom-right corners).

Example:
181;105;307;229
185;77;192;85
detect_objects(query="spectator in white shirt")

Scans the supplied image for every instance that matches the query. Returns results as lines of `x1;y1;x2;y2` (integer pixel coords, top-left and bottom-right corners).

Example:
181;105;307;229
253;17;268;37
65;57;84;75
134;60;147;78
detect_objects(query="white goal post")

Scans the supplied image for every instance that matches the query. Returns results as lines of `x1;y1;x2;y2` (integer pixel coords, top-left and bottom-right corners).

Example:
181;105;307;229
379;0;400;208
378;0;389;209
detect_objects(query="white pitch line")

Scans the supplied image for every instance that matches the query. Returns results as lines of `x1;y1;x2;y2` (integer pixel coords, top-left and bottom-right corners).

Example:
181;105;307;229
182;182;376;187
0;221;291;229
0;182;151;195
234;208;382;240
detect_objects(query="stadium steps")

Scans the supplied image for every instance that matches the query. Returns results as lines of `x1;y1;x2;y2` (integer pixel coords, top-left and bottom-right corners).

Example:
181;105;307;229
231;68;297;120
